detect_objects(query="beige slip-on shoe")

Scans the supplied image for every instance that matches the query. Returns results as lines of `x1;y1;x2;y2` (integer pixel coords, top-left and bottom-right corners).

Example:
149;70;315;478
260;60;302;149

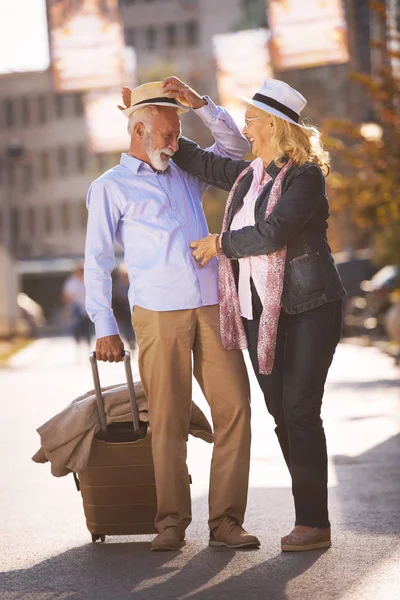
281;527;331;552
209;517;260;549
151;526;186;551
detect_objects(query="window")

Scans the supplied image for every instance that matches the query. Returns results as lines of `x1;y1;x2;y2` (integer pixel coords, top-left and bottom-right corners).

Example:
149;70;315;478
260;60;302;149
58;147;68;175
96;154;107;172
21;97;30;126
125;28;135;47
22;164;34;191
61;202;71;230
80;200;88;228
166;24;177;48
55;95;64;118
5;99;14;128
74;94;84;116
38;95;46;123
146;27;156;51
11;208;20;246
186;21;199;45
44;205;53;234
8;162;17;187
28;206;36;237
40;152;50;180
76;144;87;172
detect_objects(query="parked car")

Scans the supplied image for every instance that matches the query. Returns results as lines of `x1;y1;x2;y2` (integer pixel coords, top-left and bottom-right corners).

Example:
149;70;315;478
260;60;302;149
334;250;379;337
344;265;400;339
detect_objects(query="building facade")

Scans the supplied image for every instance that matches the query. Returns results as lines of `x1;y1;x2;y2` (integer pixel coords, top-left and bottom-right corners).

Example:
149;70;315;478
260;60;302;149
0;70;102;260
0;0;397;326
0;0;250;263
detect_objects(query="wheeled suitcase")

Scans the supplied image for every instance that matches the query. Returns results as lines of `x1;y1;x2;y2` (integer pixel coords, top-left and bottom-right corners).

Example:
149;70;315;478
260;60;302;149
74;351;157;542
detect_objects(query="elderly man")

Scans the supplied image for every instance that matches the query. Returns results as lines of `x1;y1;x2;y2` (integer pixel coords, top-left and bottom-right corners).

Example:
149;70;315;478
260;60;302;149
84;77;259;551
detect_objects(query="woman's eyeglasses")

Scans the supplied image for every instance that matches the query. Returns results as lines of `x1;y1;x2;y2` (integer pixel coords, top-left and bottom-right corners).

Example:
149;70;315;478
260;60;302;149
244;116;264;128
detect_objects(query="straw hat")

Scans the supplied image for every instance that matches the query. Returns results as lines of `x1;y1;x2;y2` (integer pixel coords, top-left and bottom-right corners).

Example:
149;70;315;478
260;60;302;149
121;81;189;118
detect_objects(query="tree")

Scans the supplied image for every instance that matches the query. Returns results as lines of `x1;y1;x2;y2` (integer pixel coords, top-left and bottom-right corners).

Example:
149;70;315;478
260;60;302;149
325;24;400;266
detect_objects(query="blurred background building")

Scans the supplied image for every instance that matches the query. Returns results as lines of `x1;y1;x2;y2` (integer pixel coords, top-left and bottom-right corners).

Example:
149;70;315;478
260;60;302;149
0;0;399;335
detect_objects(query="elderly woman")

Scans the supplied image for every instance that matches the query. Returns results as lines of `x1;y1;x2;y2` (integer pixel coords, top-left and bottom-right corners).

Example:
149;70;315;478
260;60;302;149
171;79;346;552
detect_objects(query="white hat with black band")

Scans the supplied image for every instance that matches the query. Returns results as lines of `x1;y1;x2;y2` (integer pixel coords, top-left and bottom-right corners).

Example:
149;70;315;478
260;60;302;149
239;78;308;129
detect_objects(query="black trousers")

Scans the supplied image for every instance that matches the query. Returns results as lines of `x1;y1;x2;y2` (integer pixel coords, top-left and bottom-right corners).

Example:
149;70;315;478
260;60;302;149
243;290;343;528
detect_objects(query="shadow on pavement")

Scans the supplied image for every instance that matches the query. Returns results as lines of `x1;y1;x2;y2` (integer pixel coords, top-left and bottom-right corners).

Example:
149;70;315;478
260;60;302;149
329;378;400;391
1;470;400;600
1;418;400;598
332;433;400;535
0;534;322;600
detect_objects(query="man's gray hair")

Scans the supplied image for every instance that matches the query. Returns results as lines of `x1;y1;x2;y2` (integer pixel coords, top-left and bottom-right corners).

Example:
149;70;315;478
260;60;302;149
127;105;161;135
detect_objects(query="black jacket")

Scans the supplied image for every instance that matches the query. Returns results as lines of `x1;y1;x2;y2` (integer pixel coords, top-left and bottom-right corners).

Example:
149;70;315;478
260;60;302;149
173;137;346;315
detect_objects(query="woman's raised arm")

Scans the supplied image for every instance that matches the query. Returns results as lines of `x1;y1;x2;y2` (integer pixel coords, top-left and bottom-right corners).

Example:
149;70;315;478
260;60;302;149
173;137;250;192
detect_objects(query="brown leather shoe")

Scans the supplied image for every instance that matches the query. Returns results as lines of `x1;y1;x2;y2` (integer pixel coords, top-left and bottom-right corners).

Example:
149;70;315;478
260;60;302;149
281;527;331;552
151;527;186;551
210;517;260;549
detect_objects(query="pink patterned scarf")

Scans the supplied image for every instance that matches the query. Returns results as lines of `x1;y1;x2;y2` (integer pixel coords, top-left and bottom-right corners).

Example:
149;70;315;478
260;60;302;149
218;159;293;375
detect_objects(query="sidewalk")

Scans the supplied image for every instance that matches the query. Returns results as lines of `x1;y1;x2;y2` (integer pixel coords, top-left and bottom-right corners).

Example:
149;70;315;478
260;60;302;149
1;337;399;599
0;337;31;367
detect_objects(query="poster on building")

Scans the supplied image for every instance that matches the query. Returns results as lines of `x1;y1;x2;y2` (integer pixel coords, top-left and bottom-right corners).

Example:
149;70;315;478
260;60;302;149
83;46;136;153
83;48;137;154
83;90;129;153
267;0;349;71
212;29;273;126
46;0;126;92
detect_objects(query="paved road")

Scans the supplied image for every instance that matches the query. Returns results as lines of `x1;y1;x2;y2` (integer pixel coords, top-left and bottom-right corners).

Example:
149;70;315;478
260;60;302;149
0;338;399;599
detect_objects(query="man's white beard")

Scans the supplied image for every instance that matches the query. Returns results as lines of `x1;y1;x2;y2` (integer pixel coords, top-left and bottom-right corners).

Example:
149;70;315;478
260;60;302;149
143;133;174;171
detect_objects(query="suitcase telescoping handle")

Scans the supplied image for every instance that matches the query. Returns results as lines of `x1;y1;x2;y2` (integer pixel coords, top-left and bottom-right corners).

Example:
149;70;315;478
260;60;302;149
89;350;141;434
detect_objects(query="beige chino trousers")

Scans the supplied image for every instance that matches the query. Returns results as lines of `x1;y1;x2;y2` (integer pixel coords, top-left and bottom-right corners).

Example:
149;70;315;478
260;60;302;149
132;304;251;533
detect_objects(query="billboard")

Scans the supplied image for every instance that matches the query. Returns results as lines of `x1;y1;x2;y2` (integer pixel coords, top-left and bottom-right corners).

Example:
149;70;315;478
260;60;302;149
84;89;130;154
83;47;136;154
213;29;273;126
83;45;136;154
47;0;126;92
267;0;350;71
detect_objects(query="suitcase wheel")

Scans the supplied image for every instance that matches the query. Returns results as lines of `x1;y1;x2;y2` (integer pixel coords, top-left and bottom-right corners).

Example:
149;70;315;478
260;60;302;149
91;534;106;543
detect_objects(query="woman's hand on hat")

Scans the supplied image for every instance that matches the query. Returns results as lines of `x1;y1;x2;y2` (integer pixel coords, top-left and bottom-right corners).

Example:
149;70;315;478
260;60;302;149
162;76;206;110
190;235;220;267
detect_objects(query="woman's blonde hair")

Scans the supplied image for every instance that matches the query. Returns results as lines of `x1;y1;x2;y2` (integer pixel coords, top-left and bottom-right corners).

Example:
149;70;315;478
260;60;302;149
251;107;330;176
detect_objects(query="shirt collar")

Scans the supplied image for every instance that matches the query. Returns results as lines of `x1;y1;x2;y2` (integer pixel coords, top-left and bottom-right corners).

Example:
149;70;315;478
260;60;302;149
120;153;143;174
120;152;172;175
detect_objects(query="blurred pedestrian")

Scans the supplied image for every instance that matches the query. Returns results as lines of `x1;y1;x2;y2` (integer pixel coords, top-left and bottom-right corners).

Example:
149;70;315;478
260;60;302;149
112;265;136;350
85;77;259;551
174;78;346;552
62;264;94;359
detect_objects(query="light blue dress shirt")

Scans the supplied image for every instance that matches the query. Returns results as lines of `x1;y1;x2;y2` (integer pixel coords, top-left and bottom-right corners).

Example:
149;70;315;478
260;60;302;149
84;97;249;339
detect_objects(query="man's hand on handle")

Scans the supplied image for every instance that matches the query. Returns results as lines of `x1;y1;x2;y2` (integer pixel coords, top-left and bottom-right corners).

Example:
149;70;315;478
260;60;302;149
95;334;125;362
